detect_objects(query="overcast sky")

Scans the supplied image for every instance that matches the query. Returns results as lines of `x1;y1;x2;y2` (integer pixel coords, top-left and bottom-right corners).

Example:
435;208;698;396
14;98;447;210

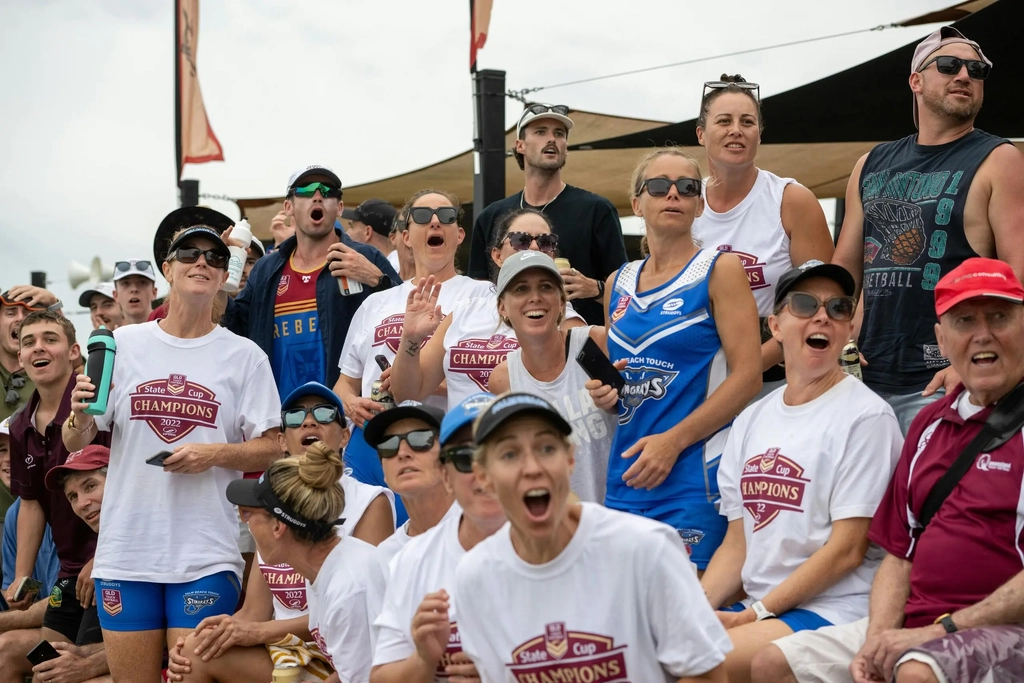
0;0;954;338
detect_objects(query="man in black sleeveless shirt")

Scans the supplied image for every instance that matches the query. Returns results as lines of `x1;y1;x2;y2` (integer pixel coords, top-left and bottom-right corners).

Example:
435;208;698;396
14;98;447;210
834;26;1024;434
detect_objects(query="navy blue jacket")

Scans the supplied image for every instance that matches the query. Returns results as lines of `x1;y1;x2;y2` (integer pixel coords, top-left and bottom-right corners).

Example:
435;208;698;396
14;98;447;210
223;228;400;390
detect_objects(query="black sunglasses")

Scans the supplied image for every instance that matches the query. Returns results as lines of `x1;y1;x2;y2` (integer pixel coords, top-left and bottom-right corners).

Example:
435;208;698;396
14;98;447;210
702;80;761;102
115;260;153;273
642;177;702;198
410;207;458;225
441;445;475;474
377;429;436;458
504;231;559;254
282;404;340;429
521;104;570;120
782;292;856;322
169;247;228;269
918;55;990;80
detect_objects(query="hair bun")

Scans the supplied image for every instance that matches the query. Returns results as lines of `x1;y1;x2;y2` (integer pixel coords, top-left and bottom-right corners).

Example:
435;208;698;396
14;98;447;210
297;442;345;490
720;73;746;83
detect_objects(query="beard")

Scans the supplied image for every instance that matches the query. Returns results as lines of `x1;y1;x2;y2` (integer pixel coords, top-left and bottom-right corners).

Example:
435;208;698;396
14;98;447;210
527;151;567;173
922;87;981;124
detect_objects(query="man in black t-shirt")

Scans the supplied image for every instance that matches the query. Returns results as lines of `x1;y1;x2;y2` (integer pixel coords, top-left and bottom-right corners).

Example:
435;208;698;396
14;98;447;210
467;105;627;324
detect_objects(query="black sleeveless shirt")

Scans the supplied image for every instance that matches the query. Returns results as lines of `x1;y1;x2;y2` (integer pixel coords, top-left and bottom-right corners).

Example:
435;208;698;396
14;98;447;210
858;129;1008;393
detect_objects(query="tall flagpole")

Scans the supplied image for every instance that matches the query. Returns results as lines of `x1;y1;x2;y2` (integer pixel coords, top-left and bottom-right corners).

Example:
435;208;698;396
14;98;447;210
174;0;183;187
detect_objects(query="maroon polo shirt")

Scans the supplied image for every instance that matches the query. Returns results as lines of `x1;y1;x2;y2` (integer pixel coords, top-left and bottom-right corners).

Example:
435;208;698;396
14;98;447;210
869;384;1024;628
9;376;109;579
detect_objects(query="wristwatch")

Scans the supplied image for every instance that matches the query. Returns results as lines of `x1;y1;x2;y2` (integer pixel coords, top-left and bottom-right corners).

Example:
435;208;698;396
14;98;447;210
751;600;776;621
935;613;958;634
47;300;63;313
593;278;605;300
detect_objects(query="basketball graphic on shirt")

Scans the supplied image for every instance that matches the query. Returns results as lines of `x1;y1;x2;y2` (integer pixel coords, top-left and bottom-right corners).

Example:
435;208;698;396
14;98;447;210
447;335;520;390
129;375;221;443
740;447;809;531
507;623;628;681
716;245;769;291
863;199;925;266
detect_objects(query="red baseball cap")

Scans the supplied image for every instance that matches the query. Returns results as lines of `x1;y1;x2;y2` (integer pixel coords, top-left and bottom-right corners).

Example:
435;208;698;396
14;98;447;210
934;258;1024;317
45;445;110;491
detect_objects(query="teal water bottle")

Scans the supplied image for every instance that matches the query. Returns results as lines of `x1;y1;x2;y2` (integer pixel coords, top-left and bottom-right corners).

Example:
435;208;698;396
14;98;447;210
83;327;116;416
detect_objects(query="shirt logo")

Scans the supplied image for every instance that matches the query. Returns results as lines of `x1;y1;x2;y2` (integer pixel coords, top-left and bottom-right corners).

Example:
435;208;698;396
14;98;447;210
740;447;809;531
977;453;1012;473
301;275;311;284
863;198;926;266
311;627;332;666
262;563;308;611
183;591;221;616
507;623;628;681
373;314;405;353
277;274;291;296
130;375;222;443
447;335;520;390
101;588;123;616
618;366;677;424
48;584;62;608
610;295;631;323
717;246;769;290
436;622;464;676
676;528;705;546
662;298;685;312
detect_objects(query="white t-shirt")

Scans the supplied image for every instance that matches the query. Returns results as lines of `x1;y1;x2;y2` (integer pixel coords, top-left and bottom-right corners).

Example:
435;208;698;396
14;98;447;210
691;169;795;317
308;535;385;683
387;250;401;274
339;276;492;410
259;473;395;621
375;501;461;581
507;326;614;503
93;321;280;582
718;376;903;625
455;503;732;682
373;510;466;677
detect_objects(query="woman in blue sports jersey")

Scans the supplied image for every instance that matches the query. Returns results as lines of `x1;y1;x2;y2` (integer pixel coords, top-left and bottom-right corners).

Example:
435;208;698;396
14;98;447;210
594;148;761;570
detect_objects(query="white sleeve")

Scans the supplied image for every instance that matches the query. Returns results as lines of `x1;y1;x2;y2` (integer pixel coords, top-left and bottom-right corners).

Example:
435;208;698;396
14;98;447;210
372;568;416;666
321;590;374;683
717;409;748;522
565;301;583;321
645;526;732;677
829;407;904;521
339;300;369;378
238;356;282;440
453;557;505;683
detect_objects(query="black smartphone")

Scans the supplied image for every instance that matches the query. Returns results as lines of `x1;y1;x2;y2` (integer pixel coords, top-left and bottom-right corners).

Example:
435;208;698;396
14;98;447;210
375;355;391;372
26;640;60;666
146;451;174;467
576;336;626;393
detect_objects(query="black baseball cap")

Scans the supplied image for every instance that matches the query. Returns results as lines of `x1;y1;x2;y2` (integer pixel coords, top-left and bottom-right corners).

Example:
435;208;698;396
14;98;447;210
153;206;234;265
166;226;231;262
342;199;398;237
473;393;572;444
363;400;445;448
226;471;342;535
774;260;856;307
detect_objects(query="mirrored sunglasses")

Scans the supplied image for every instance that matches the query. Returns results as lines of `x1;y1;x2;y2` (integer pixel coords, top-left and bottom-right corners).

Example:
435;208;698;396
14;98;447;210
441;445;475;474
377;429;436;458
293;182;342;199
282;404;340;429
168;247;228;269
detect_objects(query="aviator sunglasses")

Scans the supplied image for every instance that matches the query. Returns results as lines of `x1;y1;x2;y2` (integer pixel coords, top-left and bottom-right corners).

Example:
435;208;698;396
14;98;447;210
782;292;856;322
410;207;459;225
642;177;702;198
504;231;559;254
377;429;437;458
292;182;343;200
918;55;991;80
441;444;475;474
282;404;340;429
168;247;228;269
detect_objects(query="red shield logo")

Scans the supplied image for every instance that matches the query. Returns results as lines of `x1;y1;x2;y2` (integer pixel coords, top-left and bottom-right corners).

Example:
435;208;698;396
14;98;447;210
129;376;221;443
102;588;122;616
277;275;291;296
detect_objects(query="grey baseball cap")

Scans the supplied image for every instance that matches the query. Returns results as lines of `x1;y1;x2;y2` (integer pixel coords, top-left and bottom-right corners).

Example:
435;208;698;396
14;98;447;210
496;251;564;297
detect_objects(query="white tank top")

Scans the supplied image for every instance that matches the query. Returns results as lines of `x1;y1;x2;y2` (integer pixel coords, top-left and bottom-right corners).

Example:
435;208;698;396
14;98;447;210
692;169;795;317
443;294;520;411
258;473;394;621
506;326;614;503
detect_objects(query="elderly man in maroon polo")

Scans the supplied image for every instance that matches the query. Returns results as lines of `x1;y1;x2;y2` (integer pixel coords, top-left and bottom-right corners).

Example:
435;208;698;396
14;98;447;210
752;257;1024;683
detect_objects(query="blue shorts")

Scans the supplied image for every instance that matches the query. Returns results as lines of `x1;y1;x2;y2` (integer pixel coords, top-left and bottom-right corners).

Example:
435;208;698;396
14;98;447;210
608;497;727;569
95;571;241;631
722;602;832;633
346;426;408;526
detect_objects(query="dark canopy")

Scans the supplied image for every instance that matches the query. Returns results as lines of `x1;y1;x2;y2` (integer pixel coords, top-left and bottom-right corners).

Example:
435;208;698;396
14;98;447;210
571;0;1022;151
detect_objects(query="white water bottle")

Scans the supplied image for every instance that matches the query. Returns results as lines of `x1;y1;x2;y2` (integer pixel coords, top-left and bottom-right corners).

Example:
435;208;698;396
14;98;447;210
223;218;253;293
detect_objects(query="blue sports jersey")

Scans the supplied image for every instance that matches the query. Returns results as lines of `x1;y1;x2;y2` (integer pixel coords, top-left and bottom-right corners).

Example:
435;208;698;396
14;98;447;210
606;250;731;508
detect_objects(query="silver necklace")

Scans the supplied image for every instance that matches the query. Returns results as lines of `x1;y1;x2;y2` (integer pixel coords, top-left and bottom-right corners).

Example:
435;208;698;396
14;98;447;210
521;183;566;211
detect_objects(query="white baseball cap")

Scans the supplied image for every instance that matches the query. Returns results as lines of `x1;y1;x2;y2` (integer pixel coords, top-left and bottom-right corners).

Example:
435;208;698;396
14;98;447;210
113;259;157;283
516;104;574;138
286;165;342;193
78;282;116;308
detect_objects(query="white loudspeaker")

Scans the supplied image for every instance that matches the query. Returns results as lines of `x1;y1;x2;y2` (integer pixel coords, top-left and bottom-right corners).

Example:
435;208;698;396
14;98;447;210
67;256;109;289
68;261;93;289
96;257;114;282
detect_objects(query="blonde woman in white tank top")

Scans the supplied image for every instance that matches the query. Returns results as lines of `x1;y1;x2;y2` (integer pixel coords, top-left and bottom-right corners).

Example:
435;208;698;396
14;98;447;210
692;75;835;394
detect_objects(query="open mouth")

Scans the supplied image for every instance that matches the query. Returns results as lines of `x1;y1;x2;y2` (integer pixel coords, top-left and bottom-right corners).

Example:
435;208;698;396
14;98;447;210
524;309;546;320
725;142;745;149
806;333;830;350
310;208;324;222
523;488;551;520
9;328;17;342
300;434;321;447
972;351;998;366
85;510;100;523
31;358;51;369
128;297;140;305
427;234;445;247
188;273;210;281
543;145;558;155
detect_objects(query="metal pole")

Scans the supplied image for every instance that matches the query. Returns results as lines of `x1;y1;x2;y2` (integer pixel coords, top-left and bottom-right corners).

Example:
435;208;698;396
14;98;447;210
174;0;183;186
833;198;846;246
180;179;200;207
472;69;506;224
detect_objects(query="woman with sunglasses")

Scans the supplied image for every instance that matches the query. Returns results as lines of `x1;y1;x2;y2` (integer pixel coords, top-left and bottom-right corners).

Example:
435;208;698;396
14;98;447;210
63;225;282;683
692;75;834;397
699;261;902;683
225;442;384;683
596;148;761;571
487;251;615;503
390;208;584;412
335;190;490;515
371;393;503;682
455;393;732;683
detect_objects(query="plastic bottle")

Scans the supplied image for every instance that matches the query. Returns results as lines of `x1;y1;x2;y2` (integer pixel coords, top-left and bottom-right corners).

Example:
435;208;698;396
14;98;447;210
84;327;116;416
223;218;253;293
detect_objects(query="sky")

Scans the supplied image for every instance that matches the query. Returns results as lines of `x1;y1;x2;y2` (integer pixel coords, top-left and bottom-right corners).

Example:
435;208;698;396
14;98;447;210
0;0;956;340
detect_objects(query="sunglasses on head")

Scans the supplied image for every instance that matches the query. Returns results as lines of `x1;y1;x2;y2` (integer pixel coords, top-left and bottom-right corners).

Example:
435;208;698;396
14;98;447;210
282;404;340;429
642;177;702;198
918;55;991;80
115;260;153;273
782;292;856;321
702;80;761;102
504;231;559;254
169;247;228;269
441;444;475;474
293;182;343;200
521;104;569;121
377;429;436;459
410;207;458;225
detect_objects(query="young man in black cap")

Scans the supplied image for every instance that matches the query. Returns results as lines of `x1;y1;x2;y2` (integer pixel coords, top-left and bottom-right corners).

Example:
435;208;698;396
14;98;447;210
78;283;124;332
343;199;400;275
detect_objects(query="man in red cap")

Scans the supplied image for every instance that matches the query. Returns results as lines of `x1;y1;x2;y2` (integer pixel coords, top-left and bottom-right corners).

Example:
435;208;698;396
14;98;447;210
833;25;1024;435
754;257;1024;683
